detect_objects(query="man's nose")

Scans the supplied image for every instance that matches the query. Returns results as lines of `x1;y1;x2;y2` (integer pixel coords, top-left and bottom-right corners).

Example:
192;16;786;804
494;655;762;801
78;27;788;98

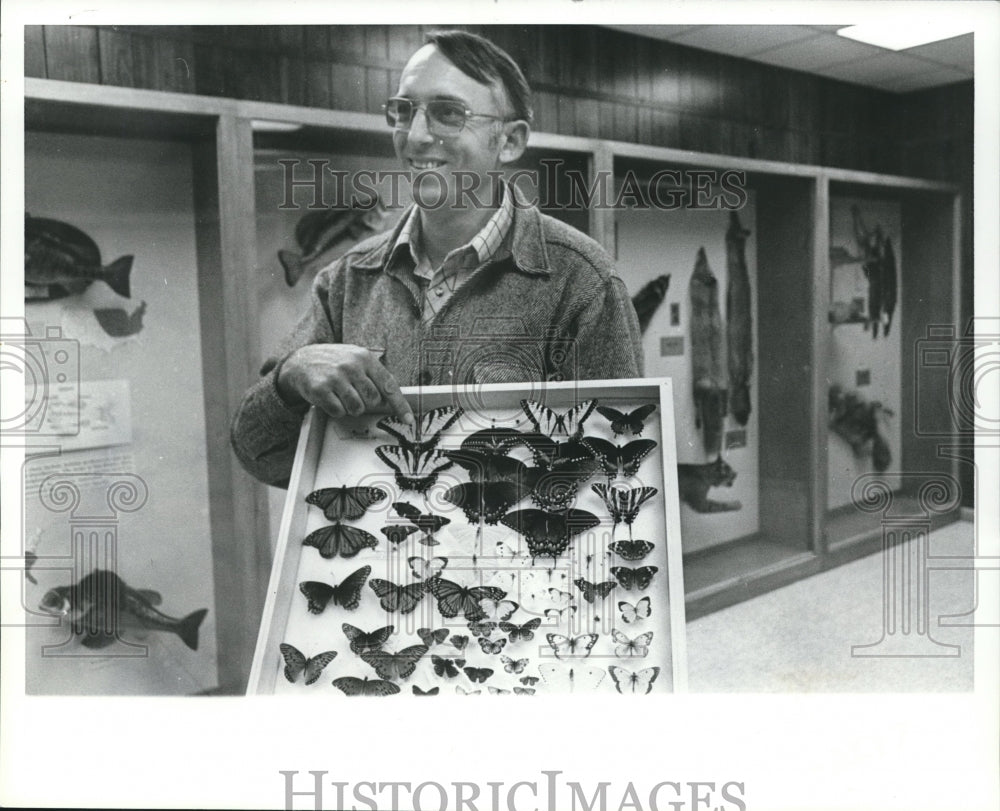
406;107;435;145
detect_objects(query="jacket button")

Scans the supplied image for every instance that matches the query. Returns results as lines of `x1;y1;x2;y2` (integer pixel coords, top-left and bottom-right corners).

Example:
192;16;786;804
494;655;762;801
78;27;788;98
420;370;432;384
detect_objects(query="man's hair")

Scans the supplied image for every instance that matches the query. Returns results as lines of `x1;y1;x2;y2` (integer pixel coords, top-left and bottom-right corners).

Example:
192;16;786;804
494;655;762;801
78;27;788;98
424;30;534;125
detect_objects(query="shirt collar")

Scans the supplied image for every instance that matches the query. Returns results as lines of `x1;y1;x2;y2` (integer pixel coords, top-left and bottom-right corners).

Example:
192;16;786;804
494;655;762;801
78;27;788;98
355;181;550;276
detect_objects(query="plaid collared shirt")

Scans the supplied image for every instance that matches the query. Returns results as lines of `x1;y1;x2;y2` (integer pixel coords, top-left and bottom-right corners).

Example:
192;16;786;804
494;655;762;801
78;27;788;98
388;182;515;322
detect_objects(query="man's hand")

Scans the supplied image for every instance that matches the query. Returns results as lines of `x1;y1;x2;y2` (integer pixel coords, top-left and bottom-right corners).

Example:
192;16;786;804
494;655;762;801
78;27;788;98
277;344;414;425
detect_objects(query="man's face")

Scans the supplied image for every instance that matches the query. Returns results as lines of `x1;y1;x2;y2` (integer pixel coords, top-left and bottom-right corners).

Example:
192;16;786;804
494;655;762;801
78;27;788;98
393;44;512;208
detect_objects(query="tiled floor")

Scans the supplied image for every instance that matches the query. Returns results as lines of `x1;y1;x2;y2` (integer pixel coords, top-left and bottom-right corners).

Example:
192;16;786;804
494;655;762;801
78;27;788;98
687;520;978;691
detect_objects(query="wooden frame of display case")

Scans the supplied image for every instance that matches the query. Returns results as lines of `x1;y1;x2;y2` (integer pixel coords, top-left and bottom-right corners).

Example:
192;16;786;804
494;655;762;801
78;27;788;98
22;78;963;687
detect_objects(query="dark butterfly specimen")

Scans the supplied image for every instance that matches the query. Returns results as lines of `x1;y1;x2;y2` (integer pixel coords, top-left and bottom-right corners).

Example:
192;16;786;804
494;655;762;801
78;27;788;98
377;405;464;453
609;540;655;561
431;654;466;678
445;448;527;485
417;627;450;647
500;508;600;560
460;427;525;456
608;665;660;695
574;577;617;604
592;484;658;533
467;619;498;638
360;644;428;680
392;502;451;545
619;597;652;624
501;655;529;674
305;485;387;521
413;685;439;696
596;404;657;437
376;445;453;493
426;578;507;621
522;462;596;511
611;566;659;591
332;676;400;696
520;398;597;439
519;676;540;686
519;433;597;473
463;666;494;684
581;437;657;479
279;643;337;685
298;566;370;613
368;578;429;615
478;637;507;655
302;523;378;559
442;481;523;526
545;632;599;660
380;525;419;546
342;623;394;654
499;618;542;643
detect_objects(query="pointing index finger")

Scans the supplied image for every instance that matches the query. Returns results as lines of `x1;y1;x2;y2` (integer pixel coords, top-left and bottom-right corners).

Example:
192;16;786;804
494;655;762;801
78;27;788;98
366;355;413;425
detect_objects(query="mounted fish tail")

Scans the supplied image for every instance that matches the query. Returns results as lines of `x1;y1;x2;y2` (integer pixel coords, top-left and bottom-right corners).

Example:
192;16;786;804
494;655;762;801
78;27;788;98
25;215;133;299
689;247;727;456
725;211;753;426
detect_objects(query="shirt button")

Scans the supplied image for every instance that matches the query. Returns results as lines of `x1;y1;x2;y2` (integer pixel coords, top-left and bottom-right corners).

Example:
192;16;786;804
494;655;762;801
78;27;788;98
434;286;445;297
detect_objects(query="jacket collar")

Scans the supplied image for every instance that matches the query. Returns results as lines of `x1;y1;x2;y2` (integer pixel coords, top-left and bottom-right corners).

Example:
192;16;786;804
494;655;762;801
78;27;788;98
350;182;550;276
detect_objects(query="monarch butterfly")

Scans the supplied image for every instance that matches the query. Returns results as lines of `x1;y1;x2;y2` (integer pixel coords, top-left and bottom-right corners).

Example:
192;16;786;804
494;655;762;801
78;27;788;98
305;485;387;521
302;523;378;559
298;566;370;613
341;623;394;654
368;578;429;615
426;578;507;621
359;644;428;680
332;676;400;696
279;644;337;685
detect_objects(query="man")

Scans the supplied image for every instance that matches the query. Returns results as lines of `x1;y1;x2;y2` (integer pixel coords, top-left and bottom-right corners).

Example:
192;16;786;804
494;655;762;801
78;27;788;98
232;30;643;487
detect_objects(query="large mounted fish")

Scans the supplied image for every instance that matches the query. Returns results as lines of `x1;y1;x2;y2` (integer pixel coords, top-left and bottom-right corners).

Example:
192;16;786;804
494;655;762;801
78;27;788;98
39;569;208;651
688;247;727;456
25;214;133;302
725;212;753;426
278;199;389;287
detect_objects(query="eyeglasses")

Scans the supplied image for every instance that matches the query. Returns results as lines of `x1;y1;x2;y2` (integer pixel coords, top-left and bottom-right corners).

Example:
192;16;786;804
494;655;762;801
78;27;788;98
383;97;509;136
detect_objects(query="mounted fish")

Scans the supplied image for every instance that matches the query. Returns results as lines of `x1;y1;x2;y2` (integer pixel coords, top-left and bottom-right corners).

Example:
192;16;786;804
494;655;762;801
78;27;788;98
278;198;389;287
725;211;753;426
688;247;727;456
631;274;670;334
38;568;208;651
25;214;133;302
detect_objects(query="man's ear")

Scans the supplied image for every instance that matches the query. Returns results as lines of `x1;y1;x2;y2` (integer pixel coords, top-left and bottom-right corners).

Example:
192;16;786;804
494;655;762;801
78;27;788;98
497;120;530;165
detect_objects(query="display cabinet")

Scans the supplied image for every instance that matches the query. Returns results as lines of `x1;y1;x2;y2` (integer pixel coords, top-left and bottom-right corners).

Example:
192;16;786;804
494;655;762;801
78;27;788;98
20;78;963;690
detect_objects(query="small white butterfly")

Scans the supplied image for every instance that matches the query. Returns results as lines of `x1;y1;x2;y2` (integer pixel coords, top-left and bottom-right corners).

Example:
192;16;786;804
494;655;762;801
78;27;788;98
407;555;448;580
611;630;653;658
538;663;605;693
478;597;519;621
618;597;652;624
608;665;660;695
456;685;482;695
545;633;598;660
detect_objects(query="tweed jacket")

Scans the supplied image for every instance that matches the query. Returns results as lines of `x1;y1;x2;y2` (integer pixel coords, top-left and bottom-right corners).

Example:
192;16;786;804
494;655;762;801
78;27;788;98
231;193;643;486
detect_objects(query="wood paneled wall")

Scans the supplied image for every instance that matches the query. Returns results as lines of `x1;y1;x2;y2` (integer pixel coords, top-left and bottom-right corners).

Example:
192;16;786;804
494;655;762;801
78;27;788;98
26;23;928;175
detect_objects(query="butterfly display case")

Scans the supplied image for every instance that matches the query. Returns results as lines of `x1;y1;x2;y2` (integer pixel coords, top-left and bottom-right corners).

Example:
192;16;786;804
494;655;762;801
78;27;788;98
248;378;687;696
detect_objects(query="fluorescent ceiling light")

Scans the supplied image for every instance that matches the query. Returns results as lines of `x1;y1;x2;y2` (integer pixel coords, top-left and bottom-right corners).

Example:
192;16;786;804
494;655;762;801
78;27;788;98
836;23;974;51
251;120;303;133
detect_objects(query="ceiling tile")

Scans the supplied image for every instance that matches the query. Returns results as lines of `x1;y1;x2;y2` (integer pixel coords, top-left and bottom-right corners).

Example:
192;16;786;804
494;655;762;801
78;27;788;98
667;25;819;57
752;33;885;70
903;33;974;71
821;52;943;84
876;66;975;93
